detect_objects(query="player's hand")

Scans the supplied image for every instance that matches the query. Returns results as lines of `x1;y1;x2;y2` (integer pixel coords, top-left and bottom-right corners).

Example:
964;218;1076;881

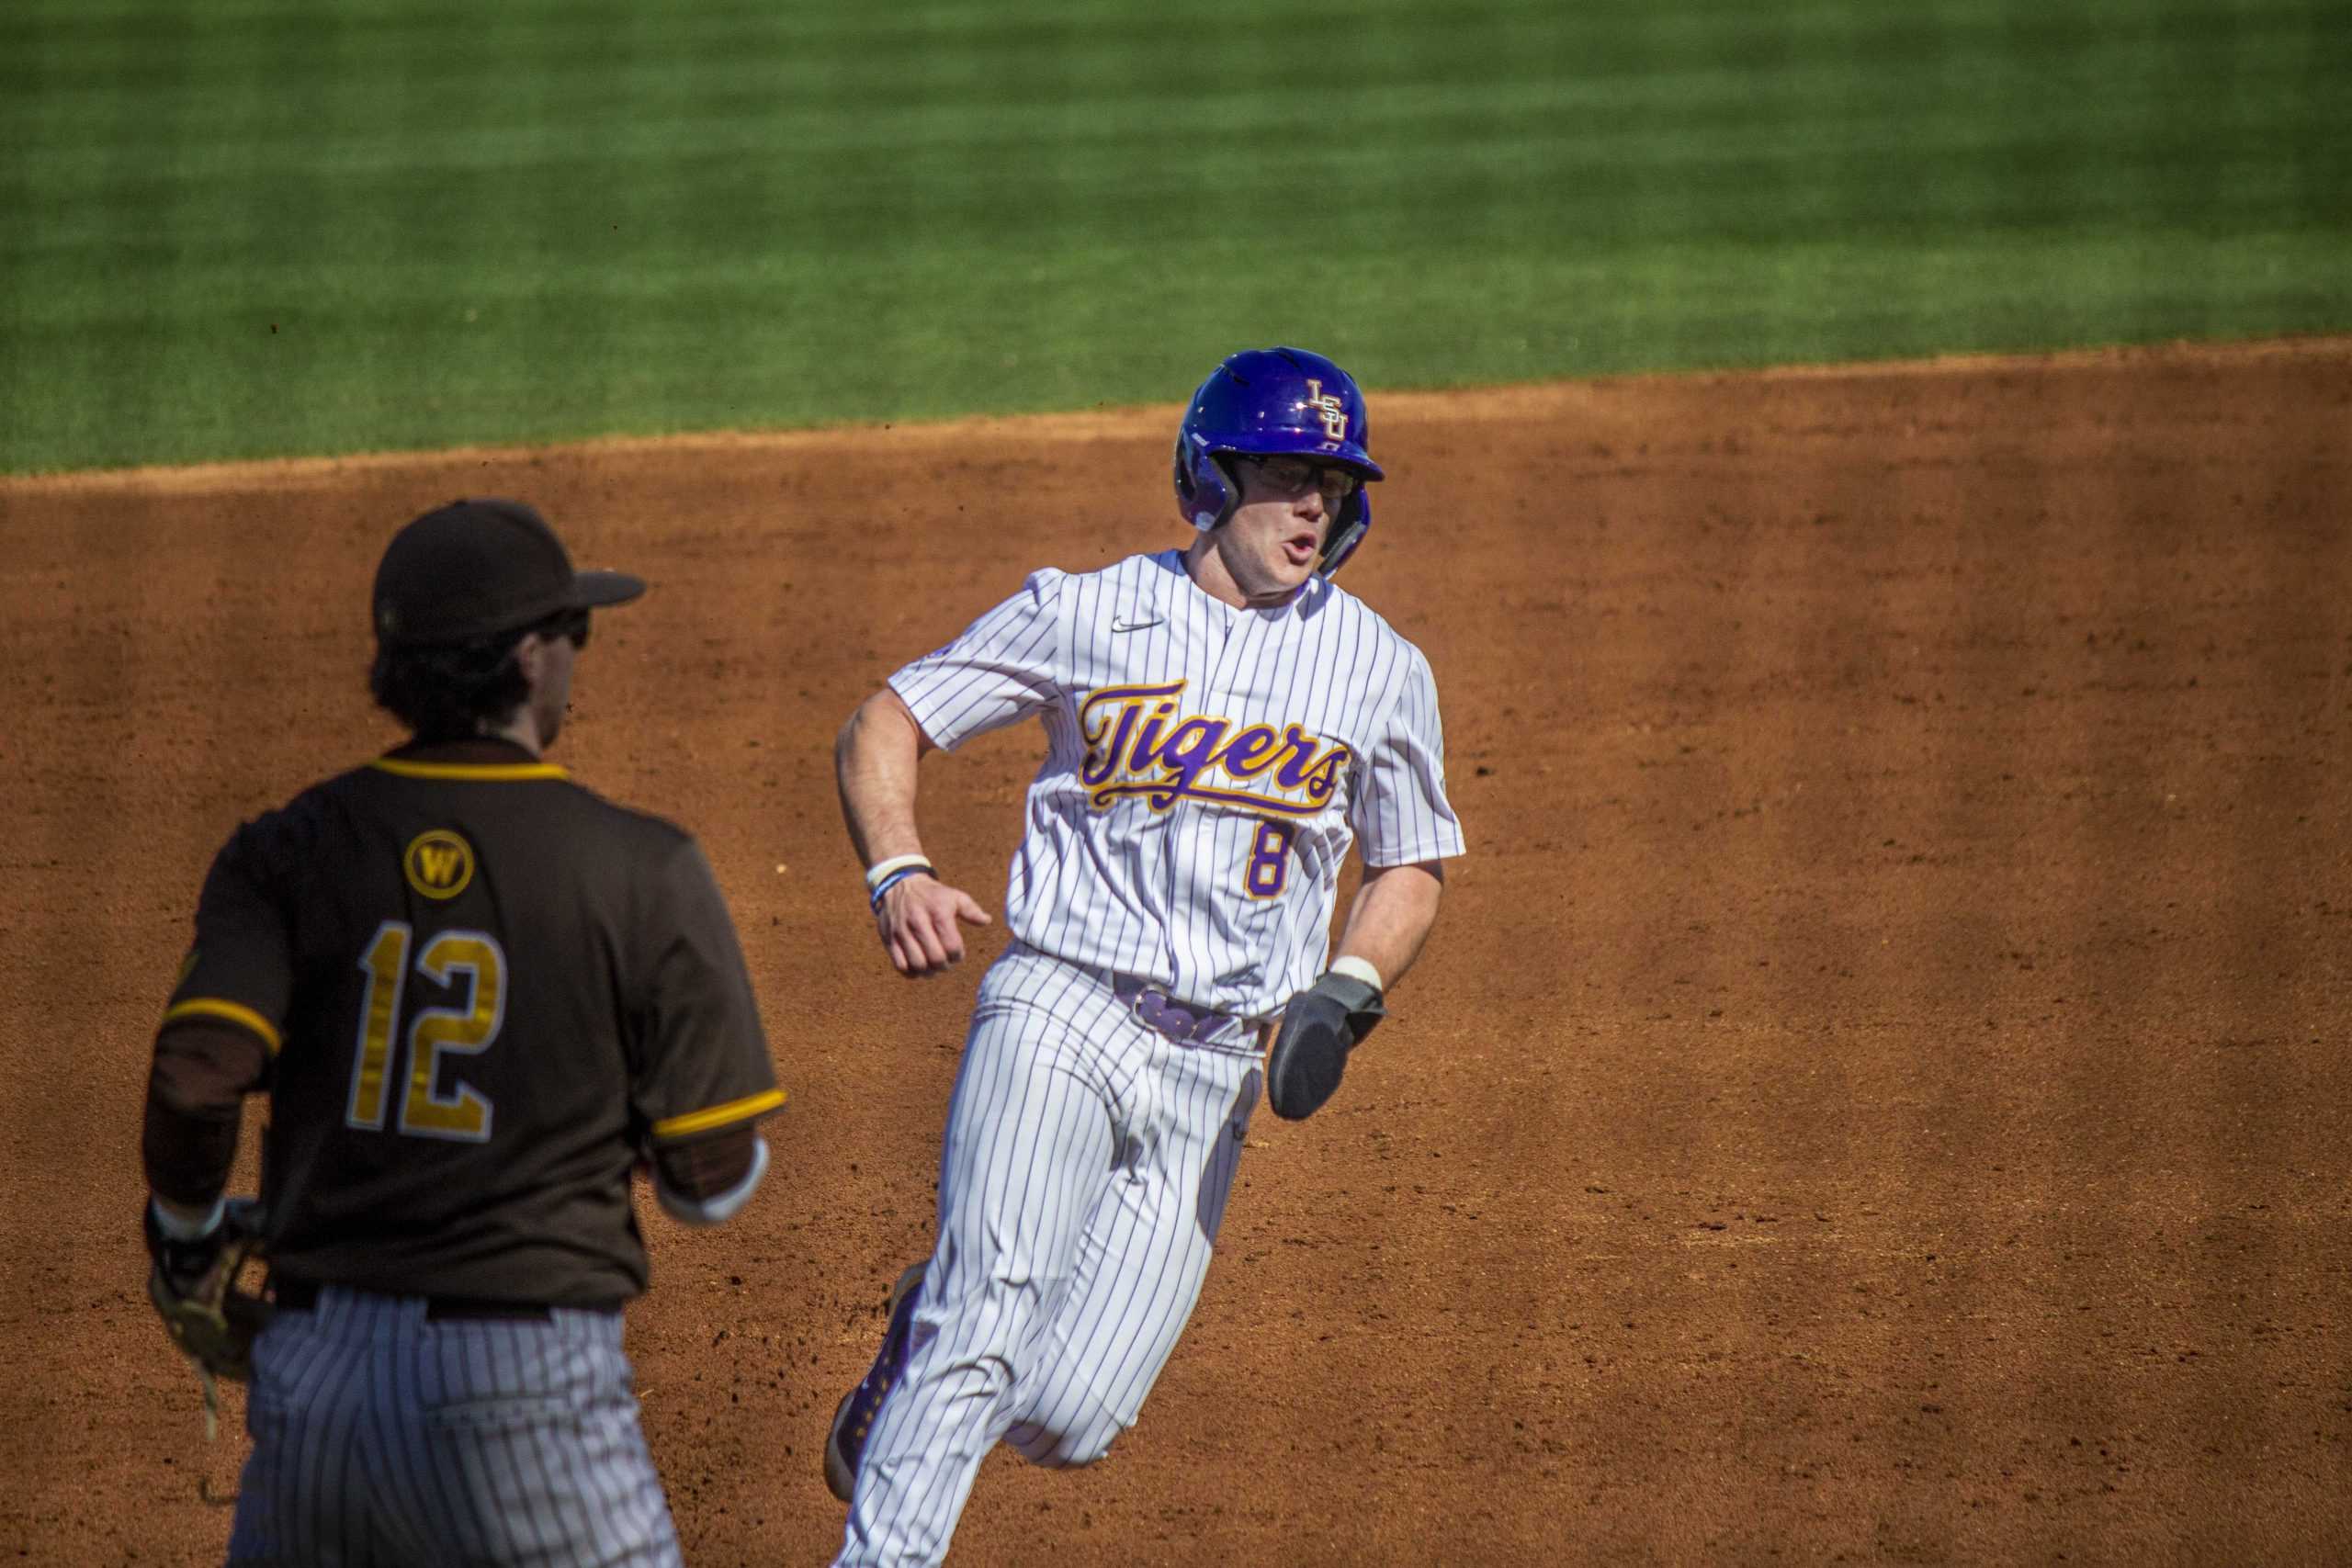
1265;971;1386;1120
143;1198;230;1298
875;874;991;978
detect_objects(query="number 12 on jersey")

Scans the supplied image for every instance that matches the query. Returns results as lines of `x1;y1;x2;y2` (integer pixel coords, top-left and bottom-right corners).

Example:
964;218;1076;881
349;919;507;1142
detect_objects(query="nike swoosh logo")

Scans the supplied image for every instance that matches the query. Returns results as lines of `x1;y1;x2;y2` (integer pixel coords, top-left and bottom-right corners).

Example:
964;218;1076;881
1111;616;1162;633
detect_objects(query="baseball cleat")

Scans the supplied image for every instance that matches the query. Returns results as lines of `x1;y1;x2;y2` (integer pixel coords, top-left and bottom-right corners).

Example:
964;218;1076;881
824;1262;926;1504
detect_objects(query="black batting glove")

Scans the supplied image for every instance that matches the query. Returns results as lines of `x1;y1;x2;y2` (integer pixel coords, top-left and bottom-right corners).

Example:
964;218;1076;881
1266;971;1386;1121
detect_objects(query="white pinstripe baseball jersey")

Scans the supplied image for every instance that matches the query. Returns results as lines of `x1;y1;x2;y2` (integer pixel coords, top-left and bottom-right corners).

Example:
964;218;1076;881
888;549;1465;1024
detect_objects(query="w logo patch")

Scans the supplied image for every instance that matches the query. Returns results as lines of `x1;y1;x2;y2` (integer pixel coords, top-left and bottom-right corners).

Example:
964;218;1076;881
403;829;477;900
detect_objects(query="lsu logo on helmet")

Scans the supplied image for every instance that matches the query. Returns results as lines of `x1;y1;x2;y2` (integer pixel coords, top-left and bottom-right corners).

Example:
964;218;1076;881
1304;379;1349;443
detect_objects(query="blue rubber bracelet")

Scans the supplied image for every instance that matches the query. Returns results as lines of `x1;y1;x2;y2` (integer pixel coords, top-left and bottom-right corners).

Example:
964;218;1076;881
868;865;933;909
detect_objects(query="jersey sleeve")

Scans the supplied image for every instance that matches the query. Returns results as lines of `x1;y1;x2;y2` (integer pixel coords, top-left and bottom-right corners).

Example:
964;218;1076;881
887;568;1066;751
161;819;294;1055
1348;645;1468;868
631;838;784;1146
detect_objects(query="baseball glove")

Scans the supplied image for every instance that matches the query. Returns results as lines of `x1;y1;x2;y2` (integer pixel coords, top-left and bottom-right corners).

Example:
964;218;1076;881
1266;970;1386;1120
145;1197;272;1387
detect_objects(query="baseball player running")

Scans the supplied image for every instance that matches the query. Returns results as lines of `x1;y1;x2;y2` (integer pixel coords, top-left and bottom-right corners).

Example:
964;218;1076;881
140;498;785;1566
826;347;1466;1563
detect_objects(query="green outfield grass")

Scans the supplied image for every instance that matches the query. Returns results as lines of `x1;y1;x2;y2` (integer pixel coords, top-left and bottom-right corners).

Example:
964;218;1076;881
3;0;2346;472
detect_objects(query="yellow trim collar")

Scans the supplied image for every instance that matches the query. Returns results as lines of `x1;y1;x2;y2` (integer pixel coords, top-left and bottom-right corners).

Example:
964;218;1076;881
163;998;284;1055
652;1089;786;1141
370;759;569;782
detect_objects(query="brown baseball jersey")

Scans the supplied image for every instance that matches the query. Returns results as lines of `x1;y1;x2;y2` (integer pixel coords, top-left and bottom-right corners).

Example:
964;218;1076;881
162;739;780;1307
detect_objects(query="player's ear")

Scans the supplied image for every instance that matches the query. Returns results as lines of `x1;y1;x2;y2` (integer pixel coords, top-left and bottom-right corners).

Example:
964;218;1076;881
512;629;549;688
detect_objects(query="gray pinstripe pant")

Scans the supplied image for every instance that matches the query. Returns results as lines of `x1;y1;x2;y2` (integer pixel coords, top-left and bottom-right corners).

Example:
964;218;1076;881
838;942;1262;1566
227;1287;681;1567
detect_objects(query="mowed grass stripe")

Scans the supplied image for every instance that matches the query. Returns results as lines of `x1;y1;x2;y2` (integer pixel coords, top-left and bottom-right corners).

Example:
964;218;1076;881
3;0;2346;471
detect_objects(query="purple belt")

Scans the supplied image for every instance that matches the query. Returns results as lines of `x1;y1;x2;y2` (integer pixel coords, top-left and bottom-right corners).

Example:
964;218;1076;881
1115;978;1253;1048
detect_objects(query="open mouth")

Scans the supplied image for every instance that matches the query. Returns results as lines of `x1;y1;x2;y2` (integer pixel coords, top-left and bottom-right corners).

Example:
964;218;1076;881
1282;532;1319;566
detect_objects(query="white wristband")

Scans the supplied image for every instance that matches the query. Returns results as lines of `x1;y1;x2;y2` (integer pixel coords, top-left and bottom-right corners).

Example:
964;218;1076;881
1329;955;1385;993
151;1195;227;1242
865;854;933;893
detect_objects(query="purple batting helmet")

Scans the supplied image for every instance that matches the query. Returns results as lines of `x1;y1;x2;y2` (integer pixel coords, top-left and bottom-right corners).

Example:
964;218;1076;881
1171;345;1385;579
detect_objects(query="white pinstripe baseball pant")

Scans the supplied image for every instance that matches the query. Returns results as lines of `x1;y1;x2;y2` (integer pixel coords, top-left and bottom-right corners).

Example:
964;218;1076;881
836;942;1262;1566
227;1288;680;1566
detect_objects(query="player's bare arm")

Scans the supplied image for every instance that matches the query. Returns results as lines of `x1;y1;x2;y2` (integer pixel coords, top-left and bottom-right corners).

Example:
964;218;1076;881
1330;860;1446;990
1265;860;1447;1121
834;686;991;979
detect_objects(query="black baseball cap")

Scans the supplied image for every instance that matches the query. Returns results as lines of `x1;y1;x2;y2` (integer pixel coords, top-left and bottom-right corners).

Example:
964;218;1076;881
373;498;645;649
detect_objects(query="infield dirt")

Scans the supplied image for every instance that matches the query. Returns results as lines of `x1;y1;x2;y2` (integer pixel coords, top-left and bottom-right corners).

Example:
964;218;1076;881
5;337;2347;1565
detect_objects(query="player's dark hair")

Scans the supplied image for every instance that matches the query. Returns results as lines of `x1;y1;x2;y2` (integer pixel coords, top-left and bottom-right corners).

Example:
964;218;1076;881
368;630;531;741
